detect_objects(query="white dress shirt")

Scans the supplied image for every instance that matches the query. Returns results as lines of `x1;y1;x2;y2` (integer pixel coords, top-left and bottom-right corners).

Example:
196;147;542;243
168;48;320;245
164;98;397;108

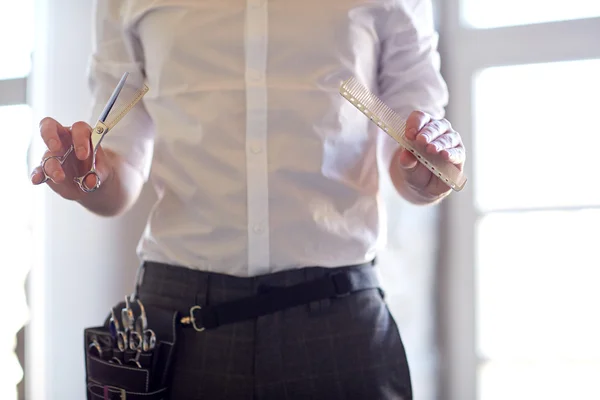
88;0;449;277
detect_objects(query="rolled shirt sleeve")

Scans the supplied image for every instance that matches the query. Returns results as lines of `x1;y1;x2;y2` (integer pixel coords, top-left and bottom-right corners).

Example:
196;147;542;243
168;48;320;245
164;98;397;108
87;0;155;181
376;0;450;170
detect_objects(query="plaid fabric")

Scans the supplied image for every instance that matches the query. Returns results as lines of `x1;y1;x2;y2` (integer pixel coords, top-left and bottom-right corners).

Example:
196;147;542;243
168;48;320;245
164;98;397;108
136;262;412;400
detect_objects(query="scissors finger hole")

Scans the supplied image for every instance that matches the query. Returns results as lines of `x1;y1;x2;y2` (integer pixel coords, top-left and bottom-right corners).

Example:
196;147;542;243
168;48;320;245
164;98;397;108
88;341;103;358
41;156;65;180
143;329;157;352
75;171;101;193
129;332;143;351
117;333;128;352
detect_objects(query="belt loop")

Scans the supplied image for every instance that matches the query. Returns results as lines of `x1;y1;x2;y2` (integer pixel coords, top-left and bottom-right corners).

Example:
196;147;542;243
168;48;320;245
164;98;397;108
196;271;210;307
305;267;331;313
130;262;146;301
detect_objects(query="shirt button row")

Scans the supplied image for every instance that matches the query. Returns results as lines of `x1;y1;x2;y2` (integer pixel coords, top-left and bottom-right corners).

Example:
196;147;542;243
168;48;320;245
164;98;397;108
249;0;264;9
247;69;263;82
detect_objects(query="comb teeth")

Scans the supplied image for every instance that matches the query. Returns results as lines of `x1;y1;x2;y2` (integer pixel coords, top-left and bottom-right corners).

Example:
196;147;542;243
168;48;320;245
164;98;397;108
106;85;150;130
339;77;467;191
340;77;407;141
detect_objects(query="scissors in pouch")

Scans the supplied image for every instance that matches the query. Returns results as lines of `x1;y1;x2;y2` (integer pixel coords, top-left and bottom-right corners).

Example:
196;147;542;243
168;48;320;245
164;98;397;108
87;335;105;359
108;307;129;364
39;72;149;192
125;298;157;368
129;298;157;353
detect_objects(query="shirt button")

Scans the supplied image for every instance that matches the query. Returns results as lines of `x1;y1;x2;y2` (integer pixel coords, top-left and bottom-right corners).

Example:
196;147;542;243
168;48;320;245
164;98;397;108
250;144;262;154
253;224;264;234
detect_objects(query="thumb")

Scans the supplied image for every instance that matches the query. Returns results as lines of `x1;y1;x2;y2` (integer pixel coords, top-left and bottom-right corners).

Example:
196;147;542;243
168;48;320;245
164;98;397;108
396;148;418;171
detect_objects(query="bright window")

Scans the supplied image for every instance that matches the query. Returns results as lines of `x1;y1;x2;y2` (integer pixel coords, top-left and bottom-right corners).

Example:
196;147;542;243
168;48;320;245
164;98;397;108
461;0;600;29
476;210;600;399
0;106;33;400
440;0;600;399
0;1;35;399
473;59;600;211
0;1;34;80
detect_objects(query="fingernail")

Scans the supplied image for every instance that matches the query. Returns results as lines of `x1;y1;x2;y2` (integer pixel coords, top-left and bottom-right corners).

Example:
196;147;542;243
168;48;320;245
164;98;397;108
30;171;39;184
420;133;430;143
48;139;59;151
52;171;62;181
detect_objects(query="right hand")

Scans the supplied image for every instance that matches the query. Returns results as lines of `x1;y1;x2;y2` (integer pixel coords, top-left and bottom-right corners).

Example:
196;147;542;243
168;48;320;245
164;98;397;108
30;117;114;201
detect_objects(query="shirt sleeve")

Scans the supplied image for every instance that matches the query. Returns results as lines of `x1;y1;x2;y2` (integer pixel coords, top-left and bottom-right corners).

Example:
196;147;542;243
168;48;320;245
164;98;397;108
376;0;450;170
86;0;155;181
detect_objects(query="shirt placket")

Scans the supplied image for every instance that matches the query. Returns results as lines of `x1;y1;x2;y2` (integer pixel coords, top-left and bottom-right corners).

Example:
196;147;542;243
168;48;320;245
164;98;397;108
245;0;270;274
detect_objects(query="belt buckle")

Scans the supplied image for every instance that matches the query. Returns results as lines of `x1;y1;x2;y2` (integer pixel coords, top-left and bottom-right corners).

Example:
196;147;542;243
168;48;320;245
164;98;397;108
180;305;206;332
103;385;126;400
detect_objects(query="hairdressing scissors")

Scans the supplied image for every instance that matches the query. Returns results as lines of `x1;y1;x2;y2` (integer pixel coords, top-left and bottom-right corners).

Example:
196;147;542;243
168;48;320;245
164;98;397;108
129;299;157;353
121;296;136;346
88;335;104;359
39;72;149;192
109;307;129;353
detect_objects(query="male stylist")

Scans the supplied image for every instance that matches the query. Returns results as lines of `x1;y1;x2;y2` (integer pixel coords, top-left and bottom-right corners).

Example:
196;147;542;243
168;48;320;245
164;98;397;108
31;0;465;398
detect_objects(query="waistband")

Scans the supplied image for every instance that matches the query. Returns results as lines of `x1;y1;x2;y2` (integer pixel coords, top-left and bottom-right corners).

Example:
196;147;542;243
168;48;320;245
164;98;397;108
132;260;380;331
133;259;377;300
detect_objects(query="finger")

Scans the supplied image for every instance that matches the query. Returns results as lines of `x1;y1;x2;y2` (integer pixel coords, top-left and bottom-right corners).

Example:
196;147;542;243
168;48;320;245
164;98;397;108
396;148;434;190
30;166;45;185
397;148;418;170
402;161;434;190
40;117;70;153
71;121;92;160
405;111;431;140
426;130;462;154
440;146;466;166
84;173;99;190
41;156;66;183
417;119;452;145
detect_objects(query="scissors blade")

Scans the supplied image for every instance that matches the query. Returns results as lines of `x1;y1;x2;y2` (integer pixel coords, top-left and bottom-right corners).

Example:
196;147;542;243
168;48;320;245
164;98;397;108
97;72;129;123
89;73;149;152
104;84;149;131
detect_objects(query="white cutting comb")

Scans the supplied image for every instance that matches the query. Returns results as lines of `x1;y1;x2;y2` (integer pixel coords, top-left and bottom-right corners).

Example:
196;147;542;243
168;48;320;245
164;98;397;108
339;77;467;191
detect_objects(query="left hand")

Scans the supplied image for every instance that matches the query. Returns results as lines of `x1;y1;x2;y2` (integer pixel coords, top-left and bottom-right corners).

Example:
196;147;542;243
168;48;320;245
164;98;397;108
395;111;466;198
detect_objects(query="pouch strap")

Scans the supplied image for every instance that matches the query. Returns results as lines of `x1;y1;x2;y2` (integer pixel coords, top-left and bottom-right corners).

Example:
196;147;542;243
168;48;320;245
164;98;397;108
181;263;380;331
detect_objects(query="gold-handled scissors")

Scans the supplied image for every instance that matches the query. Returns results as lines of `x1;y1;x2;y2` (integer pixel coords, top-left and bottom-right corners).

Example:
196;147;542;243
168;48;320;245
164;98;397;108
128;298;157;353
39;72;149;192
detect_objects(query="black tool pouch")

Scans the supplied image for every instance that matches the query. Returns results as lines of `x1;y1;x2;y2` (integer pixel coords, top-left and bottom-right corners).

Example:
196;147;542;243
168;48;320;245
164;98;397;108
84;300;179;399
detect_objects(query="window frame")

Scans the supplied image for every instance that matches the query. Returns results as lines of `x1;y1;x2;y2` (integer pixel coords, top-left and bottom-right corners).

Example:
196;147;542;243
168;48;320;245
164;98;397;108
436;1;600;399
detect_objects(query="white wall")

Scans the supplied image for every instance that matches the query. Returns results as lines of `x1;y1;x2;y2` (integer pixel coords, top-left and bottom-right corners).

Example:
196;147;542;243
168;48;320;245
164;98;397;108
26;1;155;398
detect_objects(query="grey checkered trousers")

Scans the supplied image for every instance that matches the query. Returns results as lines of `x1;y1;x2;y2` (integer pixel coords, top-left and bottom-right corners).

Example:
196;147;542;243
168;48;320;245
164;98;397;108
135;261;413;400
